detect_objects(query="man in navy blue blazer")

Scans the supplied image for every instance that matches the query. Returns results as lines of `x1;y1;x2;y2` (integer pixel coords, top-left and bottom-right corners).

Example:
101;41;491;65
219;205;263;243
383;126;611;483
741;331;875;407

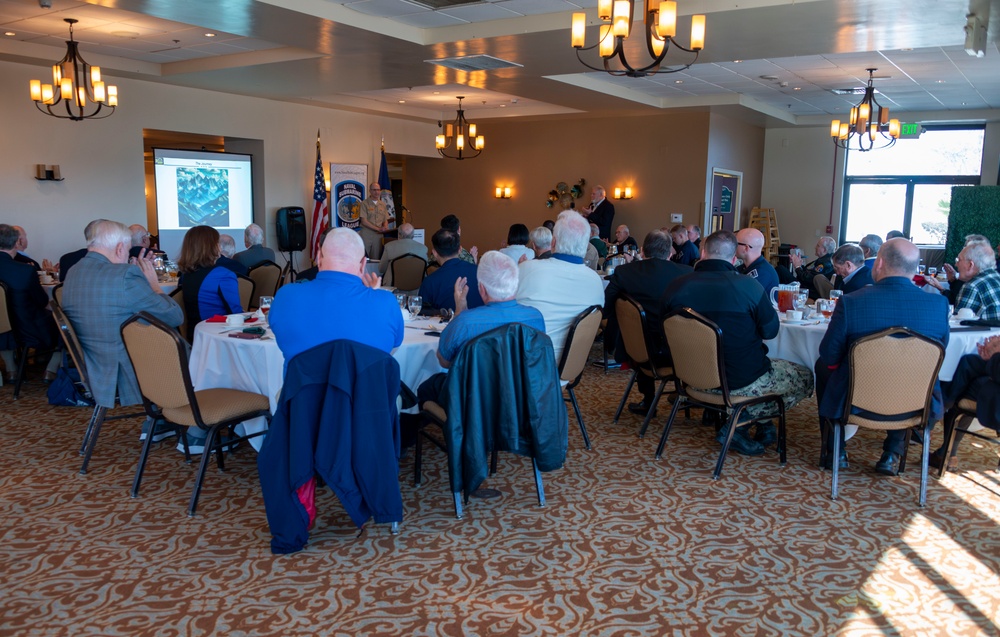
831;243;874;295
815;238;949;475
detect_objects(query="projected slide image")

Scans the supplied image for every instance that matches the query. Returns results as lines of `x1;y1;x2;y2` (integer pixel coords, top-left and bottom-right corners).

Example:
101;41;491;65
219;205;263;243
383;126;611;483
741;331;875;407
176;167;230;228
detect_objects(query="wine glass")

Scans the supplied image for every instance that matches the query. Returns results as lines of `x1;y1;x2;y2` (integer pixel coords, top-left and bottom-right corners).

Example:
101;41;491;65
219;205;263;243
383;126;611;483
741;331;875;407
394;292;407;309
408;295;423;319
259;296;273;324
817;299;834;319
829;289;843;302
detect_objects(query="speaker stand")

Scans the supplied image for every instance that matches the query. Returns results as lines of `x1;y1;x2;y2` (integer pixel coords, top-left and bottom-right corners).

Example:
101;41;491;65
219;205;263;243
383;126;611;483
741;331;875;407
282;251;298;283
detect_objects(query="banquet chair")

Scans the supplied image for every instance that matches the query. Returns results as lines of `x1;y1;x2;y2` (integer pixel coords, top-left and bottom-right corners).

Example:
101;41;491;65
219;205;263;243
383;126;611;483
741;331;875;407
50;301;145;474
51;283;63;307
939;397;1000;475
1;281;33;400
121;312;271;517
236;274;255;313
656;308;787;480
559;305;603;450
168;287;188;344
824;327;944;506
0;281;15;389
612;294;676;438
416;323;568;519
389;255;427;291
247;261;281;309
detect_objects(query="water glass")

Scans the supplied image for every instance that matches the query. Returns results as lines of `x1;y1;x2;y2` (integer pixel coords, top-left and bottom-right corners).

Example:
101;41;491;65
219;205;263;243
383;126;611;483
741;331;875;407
928;266;938;277
408;295;423;319
394;292;407;309
793;291;809;310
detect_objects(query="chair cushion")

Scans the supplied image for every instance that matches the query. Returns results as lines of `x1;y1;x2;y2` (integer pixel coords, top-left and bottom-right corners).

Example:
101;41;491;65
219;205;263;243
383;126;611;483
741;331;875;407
423;401;447;424
846;414;923;431
687;388;760;406
162;388;270;427
957;398;977;412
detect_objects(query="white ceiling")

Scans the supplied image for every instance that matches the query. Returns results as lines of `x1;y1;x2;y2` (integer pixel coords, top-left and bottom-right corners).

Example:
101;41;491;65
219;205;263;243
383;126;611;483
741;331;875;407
1;0;999;126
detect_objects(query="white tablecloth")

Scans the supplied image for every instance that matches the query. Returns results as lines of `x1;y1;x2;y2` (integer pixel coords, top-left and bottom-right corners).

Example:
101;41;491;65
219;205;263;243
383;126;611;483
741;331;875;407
188;319;446;450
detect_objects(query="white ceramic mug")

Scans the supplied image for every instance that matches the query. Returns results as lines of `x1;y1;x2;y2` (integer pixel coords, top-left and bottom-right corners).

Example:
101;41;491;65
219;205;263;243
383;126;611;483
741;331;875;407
785;310;803;321
226;314;245;326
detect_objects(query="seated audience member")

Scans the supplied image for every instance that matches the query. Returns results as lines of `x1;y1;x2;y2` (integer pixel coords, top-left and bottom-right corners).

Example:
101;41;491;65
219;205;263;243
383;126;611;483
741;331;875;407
929;335;1000;471
59;219;102;282
216;234;249;277
687;224;702;250
378;223;429;287
128;225;151;259
0;224;61;382
669;224;699;266
440;215;477;265
885;230;905;240
543;220;556;232
530;226;553;260
177;226;243;339
604;230;692;414
12;226;43;271
663;230;813;455
613;225;638;253
925;234;992;304
789;236;836;298
953;240;1000;320
417;251;544;406
814;238;948;474
859;234;882;269
419;229;483;312
61;220;182;440
830;243;873;295
589;223;608;261
517;211;605;361
499;224;535;264
736;228;779;297
234;223;276;269
269;228;403;363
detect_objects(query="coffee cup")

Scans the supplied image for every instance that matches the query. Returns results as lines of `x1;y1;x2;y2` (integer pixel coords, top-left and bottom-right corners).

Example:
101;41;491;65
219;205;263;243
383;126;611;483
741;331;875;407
226;314;245;326
957;308;976;320
785;310;803;321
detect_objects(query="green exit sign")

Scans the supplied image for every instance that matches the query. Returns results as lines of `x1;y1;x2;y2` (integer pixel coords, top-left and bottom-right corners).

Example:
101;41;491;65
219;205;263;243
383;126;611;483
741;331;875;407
899;122;923;139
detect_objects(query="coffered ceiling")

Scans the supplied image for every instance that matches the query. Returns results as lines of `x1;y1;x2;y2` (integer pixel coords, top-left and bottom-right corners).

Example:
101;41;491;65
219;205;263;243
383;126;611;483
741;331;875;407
2;0;999;126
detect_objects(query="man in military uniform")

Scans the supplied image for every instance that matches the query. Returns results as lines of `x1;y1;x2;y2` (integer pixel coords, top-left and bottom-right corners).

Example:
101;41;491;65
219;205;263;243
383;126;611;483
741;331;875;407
789;236;836;299
358;182;389;260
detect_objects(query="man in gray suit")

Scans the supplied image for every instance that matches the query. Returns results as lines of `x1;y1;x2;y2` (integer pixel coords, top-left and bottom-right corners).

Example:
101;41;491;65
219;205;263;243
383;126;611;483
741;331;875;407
234;223;276;269
62;220;183;432
378;223;427;288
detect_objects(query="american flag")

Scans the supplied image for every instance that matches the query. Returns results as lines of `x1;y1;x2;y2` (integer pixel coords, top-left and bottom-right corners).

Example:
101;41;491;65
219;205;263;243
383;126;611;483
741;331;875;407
309;132;329;262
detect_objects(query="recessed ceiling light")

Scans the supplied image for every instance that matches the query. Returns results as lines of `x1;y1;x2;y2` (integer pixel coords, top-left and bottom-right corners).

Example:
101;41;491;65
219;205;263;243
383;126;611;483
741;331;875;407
4;31;15;37
674;80;683;84
733;59;742;63
935;80;946;83
398;100;405;104
204;32;216;37
793;87;801;91
901;48;913;51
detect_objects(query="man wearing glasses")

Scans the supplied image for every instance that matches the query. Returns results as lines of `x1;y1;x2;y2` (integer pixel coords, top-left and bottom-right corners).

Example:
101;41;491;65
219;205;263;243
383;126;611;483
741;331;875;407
736;228;778;297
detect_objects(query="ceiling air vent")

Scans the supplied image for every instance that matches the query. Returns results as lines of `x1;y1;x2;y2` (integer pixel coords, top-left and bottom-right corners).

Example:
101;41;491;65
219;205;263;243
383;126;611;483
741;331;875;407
830;87;878;95
425;54;523;72
409;0;485;9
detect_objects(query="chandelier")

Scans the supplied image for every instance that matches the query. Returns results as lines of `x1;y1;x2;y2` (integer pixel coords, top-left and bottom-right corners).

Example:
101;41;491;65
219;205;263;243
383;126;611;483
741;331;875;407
571;1;705;78
435;97;484;160
28;19;118;121
830;69;900;152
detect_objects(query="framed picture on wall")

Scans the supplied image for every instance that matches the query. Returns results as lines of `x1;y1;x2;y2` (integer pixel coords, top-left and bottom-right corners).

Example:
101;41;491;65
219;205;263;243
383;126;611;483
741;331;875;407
709;168;743;233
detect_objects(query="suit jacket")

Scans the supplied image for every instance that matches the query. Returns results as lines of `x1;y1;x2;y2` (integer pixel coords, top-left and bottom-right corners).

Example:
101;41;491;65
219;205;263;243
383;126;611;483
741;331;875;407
61;252;183;408
0;252;55;349
603;258;693;362
817;276;949;420
233;245;276;269
215;255;248;277
14;252;41;271
587;199;615;240
378;237;428;286
59;248;88;282
834;265;874;294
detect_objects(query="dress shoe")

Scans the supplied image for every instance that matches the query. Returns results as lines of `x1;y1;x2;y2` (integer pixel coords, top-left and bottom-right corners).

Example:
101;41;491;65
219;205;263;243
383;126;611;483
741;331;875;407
628;401;656;417
928;449;959;472
875;451;902;476
43;371;58;385
822;448;849;471
717;426;765;456
753;421;777;448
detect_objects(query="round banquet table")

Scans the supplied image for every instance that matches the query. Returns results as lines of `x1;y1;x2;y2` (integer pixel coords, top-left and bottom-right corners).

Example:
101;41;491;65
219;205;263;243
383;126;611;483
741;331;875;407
188;318;446;450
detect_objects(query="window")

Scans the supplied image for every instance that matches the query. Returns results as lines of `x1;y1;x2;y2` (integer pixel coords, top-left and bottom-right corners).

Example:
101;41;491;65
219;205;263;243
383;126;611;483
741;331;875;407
841;127;984;246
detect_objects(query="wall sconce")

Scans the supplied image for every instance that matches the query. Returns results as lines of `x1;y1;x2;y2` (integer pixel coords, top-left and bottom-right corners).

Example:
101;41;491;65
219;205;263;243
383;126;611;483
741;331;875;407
324;178;331;192
613;187;633;200
495;186;512;199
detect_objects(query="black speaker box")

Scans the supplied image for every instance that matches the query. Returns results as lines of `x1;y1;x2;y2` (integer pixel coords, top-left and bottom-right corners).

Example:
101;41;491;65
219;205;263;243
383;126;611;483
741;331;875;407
276;207;307;252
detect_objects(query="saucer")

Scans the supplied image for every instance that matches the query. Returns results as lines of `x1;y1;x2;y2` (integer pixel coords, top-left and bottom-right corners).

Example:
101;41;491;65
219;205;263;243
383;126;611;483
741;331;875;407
780;318;810;325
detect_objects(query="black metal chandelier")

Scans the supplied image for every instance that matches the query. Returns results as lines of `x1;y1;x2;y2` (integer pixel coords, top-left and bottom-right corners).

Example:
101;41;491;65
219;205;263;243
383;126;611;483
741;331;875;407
435;97;484;161
29;19;118;121
830;68;900;152
571;1;705;78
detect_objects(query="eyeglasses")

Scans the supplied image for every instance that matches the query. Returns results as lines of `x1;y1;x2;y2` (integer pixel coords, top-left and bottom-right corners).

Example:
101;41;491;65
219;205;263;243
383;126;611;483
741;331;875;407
737;242;753;249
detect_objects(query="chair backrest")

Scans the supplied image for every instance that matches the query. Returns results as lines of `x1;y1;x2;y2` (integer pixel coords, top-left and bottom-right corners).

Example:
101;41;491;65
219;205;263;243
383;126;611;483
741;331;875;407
847;327;945;421
662;307;726;394
120;312;196;415
0;282;12;334
390;255;427;291
425;263;440;277
236;274;255;312
169;287;188;343
52;283;64;307
247;261;281;308
50;301;91;391
559;305;603;383
615;295;651;365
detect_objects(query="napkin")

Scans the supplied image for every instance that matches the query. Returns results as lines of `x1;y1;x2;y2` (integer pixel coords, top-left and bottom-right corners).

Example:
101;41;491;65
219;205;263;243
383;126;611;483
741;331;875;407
207;315;257;323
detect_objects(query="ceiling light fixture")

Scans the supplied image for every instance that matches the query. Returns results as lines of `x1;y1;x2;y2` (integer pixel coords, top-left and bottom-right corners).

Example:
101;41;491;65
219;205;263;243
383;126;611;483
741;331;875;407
571;1;705;78
830;68;899;152
5;31;16;36
28;18;118;121
435;96;484;161
204;32;216;37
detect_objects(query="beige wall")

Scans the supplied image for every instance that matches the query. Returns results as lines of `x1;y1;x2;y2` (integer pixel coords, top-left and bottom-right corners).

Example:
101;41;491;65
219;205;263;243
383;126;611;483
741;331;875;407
706;112;766;231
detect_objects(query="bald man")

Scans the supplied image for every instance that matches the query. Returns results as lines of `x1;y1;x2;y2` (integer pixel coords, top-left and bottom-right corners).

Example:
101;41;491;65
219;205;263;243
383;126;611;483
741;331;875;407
735;228;779;297
268;228;403;363
815;238;949;474
11;226;41;271
359;182;389;260
378;222;428;288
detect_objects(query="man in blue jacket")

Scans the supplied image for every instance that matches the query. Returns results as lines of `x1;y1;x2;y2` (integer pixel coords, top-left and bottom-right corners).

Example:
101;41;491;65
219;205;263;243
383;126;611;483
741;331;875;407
830;243;873;295
815;238;949;474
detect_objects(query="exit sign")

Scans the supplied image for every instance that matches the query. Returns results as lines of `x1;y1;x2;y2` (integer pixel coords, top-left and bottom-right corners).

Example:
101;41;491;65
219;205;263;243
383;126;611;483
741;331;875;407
899;122;923;139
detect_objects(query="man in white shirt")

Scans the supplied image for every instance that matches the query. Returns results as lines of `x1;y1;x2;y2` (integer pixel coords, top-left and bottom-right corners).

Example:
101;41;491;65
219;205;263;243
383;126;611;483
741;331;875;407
516;210;605;361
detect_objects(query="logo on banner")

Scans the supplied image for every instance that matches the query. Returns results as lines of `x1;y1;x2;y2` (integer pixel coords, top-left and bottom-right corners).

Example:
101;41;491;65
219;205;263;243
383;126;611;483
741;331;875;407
335;181;364;229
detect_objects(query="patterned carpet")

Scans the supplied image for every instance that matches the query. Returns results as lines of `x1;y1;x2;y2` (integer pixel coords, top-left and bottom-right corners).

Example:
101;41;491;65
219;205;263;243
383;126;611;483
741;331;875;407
1;357;999;636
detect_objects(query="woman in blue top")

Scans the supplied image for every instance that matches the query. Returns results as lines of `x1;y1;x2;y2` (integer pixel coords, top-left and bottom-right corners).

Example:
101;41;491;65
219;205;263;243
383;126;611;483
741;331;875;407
177;225;242;340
